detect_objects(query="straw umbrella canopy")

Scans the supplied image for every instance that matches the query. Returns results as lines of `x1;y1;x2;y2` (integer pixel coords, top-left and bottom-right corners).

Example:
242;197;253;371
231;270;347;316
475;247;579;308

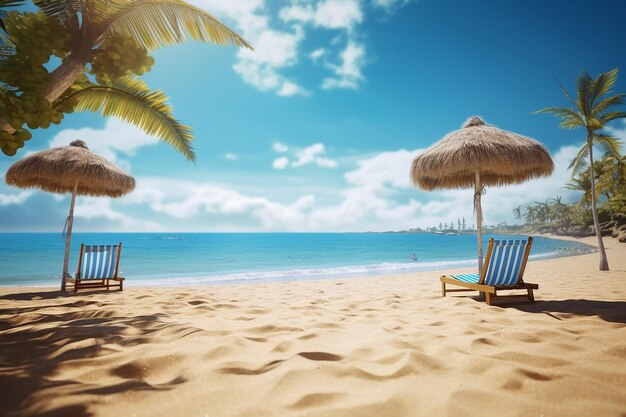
5;140;135;291
411;117;554;273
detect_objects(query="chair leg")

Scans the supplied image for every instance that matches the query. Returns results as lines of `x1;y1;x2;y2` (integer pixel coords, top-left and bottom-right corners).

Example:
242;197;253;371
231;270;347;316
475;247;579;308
120;280;123;291
527;287;534;302
441;281;446;297
485;292;493;305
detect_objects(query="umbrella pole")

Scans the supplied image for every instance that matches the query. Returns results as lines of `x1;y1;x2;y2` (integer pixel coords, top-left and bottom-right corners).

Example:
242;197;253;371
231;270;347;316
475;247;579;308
61;181;78;292
475;171;483;274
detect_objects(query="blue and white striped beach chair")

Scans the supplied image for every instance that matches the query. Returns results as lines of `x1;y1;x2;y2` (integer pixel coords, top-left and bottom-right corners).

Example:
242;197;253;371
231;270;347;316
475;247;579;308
66;243;125;292
440;237;537;305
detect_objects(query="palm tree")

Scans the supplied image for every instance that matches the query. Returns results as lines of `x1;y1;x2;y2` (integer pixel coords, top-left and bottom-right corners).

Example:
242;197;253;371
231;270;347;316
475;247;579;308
1;0;251;159
549;196;570;226
533;199;551;224
536;69;626;271
512;204;523;221
523;204;536;225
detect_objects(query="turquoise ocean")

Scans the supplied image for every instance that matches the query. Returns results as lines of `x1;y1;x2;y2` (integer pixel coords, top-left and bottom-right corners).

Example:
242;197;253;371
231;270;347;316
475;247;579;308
0;233;594;286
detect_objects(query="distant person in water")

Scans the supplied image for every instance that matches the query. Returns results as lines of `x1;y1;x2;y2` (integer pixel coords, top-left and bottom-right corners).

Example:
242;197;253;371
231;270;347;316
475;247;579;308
411;253;417;261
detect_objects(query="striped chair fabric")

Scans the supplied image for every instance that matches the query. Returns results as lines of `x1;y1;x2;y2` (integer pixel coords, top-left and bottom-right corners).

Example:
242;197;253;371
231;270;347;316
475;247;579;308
80;245;120;279
483;239;528;285
452;239;528;286
451;273;480;283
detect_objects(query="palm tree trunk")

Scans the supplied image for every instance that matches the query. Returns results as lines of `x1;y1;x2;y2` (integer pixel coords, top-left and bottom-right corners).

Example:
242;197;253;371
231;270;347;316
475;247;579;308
588;134;609;271
41;55;88;102
0;55;87;135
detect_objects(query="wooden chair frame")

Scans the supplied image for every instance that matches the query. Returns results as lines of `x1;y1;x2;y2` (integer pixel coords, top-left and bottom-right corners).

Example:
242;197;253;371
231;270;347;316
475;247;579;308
440;237;538;305
65;242;125;292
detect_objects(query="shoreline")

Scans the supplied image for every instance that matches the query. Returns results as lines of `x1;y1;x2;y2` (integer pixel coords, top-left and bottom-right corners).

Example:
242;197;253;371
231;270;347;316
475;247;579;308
0;234;599;288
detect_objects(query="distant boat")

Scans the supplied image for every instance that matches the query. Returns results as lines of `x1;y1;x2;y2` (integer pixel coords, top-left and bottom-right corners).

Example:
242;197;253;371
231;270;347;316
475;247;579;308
445;232;459;235
434;231;444;235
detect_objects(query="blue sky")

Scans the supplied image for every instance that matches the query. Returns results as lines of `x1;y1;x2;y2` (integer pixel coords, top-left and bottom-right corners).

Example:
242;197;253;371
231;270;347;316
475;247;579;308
1;0;626;232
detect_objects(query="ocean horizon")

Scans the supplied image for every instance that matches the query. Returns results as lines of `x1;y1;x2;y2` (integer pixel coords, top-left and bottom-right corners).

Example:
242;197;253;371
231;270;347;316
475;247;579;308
0;232;594;287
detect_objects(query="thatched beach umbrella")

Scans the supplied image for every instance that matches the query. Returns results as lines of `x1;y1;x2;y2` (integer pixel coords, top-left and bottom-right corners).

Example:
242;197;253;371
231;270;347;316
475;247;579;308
5;140;135;291
411;117;554;273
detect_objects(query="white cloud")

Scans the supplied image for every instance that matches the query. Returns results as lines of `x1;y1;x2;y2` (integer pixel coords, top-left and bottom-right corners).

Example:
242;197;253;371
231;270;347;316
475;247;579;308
278;80;307;96
233;25;307;96
291;143;338;168
123;177;315;230
372;0;412;12
316;157;339;168
191;0;405;96
279;3;314;23
314;0;363;29
322;40;366;90
345;148;416;190
224;152;239;160
134;144;581;231
273;156;290;169
280;0;363;30
271;142;338;169
307;148;421;229
273;142;289;152
74;198;162;231
604;119;626;143
191;0;307;96
0;190;33;206
3;137;579;232
292;143;324;167
48;119;159;171
310;48;326;62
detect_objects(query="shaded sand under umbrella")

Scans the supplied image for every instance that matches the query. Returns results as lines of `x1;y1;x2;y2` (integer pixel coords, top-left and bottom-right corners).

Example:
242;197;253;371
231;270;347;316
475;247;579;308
5;140;135;291
411;117;554;273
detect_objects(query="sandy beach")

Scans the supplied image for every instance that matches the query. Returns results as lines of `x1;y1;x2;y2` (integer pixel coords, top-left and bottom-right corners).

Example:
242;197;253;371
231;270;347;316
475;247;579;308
1;235;625;417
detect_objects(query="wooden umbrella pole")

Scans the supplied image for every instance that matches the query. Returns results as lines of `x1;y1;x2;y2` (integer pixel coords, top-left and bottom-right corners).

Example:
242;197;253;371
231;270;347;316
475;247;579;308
61;181;78;292
475;171;483;274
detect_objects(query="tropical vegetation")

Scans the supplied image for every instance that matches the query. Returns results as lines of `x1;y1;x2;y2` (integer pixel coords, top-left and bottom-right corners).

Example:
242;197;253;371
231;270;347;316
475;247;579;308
514;138;626;243
0;0;251;159
536;68;626;271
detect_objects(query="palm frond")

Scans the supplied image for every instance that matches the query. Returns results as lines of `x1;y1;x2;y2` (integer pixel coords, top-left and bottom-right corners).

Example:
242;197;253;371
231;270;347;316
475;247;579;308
575;70;593;117
0;0;25;7
593;133;622;159
568;142;590;175
589;67;619;106
97;0;252;51
56;77;195;160
551;77;578;109
592;93;625;116
533;106;580;119
564;171;592;208
534;106;584;130
33;0;83;22
599;111;626;124
559;119;585;130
